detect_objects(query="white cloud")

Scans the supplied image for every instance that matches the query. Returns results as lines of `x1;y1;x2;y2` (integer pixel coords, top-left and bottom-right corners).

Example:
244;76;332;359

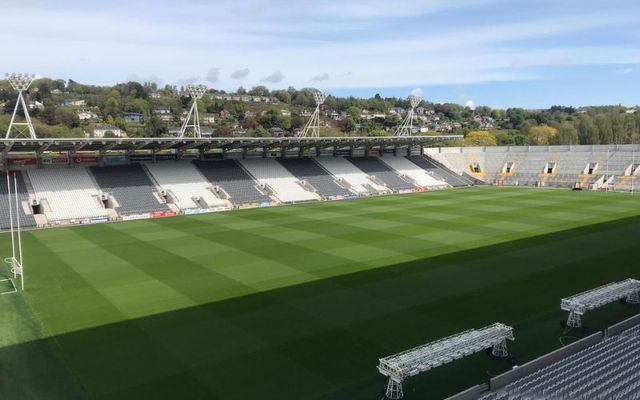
311;73;330;82
176;76;199;85
206;68;220;83
231;68;250;80
410;88;424;99
261;71;285;83
465;100;476;110
617;67;634;74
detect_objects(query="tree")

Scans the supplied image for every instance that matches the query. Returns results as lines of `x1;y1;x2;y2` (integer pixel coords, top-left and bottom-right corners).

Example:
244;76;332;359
237;86;247;95
577;115;599;144
528;125;558;145
464;131;496;146
556;122;579;145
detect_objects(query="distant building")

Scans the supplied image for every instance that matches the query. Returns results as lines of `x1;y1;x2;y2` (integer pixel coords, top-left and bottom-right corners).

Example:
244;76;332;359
28;101;45;111
153;107;173;122
269;127;287;137
219;110;231;119
77;110;99;120
63;99;86;107
149;92;162;99
280;109;291;117
168;127;181;136
202;114;216;124
124;112;144;124
94;124;125;138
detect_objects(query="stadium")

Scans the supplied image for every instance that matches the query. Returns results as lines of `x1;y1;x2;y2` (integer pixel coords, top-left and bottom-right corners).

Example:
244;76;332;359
1;75;639;400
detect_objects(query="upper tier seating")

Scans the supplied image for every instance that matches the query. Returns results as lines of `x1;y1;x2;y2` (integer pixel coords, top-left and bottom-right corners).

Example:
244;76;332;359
346;157;417;191
90;165;168;215
194;160;272;205
145;162;226;209
478;325;640;400
277;158;353;198
407;156;471;187
378;156;449;189
27;168;108;222
238;158;320;203
313;157;390;194
0;171;36;230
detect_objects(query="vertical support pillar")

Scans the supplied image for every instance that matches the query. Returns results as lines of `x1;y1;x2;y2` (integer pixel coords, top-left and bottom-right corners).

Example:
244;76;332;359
492;339;509;358
385;378;403;399
567;311;582;328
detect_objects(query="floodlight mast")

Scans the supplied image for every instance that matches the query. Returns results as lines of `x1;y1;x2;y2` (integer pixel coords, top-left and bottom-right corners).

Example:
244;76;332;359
394;94;422;137
5;73;37;139
299;90;328;138
179;84;207;138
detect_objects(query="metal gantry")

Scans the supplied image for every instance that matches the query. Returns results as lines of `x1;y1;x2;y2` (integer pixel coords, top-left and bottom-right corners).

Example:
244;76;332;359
5;72;37;139
299;90;328;138
561;279;640;327
394;94;422;137
179;84;207;138
378;323;515;399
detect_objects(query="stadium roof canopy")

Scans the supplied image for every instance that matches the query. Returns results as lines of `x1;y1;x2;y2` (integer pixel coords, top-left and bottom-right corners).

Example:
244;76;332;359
0;135;461;153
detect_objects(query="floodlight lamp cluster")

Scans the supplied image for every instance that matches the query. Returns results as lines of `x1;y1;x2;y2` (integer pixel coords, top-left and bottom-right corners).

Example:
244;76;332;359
409;94;422;109
186;84;207;100
5;73;35;92
313;90;328;106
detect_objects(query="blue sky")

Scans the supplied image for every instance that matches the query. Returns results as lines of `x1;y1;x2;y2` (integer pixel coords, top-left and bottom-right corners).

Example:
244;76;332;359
2;0;639;108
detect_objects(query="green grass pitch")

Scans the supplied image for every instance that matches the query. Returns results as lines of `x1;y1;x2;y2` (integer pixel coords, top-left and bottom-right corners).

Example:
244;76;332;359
1;187;640;399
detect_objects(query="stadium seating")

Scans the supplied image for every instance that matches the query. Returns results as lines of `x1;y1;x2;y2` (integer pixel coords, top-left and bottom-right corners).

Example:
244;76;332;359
346;157;417;191
144;162;227;209
313;157;390;194
194;160;272;205
277;158;353;198
378;156;449;189
407;156;471;187
0;171;36;230
90;164;169;215
27;168;109;222
238;158;320;203
478;325;640;400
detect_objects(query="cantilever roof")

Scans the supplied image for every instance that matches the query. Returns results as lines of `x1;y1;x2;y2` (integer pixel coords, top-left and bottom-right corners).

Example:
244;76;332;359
0;135;461;154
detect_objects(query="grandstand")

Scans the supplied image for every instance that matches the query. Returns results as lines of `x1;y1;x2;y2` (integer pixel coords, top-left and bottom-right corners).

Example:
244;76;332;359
194;159;273;206
379;155;450;189
0;171;36;229
277;157;353;198
463;315;640;400
238;158;321;203
314;156;391;194
427;144;639;191
90;164;169;216
144;162;229;210
27;167;109;223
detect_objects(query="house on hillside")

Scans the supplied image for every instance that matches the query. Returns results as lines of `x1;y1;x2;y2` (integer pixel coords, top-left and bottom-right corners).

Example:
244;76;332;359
153;107;173;122
124;112;144;124
77;110;99;120
63;99;86;107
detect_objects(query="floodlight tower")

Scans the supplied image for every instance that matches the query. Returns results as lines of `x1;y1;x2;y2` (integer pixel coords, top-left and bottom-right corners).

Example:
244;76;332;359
299;90;328;137
394;94;422;137
179;84;207;138
5;73;37;139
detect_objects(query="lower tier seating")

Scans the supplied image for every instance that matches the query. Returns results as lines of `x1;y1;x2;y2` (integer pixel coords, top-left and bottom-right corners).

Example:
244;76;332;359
90;165;169;215
194;160;272;205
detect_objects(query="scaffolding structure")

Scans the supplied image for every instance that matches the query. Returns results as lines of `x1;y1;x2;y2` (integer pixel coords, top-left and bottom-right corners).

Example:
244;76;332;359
394;94;422;137
378;323;514;399
5;73;37;139
299;90;328;138
561;279;640;327
179;84;207;138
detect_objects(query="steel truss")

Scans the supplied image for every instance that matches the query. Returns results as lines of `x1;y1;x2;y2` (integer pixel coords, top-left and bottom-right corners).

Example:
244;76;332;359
561;279;640;328
5;73;37;139
394;94;422;137
179;84;207;138
378;323;514;399
299;90;327;138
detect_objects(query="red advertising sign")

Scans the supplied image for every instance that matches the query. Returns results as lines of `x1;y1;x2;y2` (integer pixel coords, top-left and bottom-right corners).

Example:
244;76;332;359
74;156;99;164
8;158;37;166
150;211;177;219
